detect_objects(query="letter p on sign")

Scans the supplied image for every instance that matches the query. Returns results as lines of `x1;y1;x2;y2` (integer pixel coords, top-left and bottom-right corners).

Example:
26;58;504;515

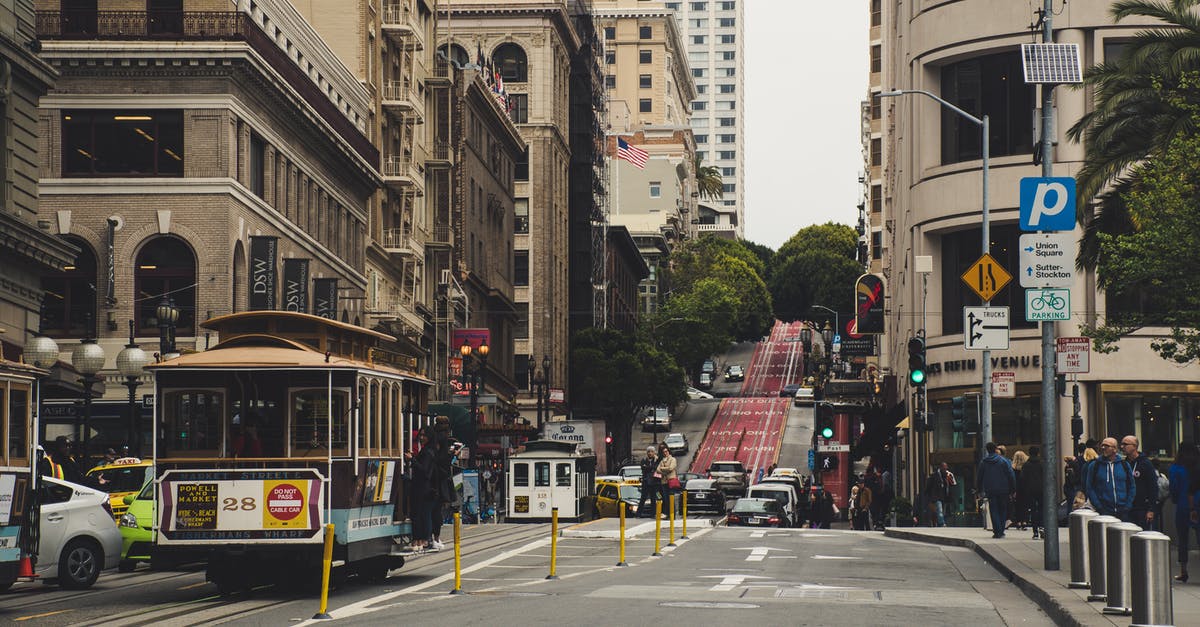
1019;177;1077;231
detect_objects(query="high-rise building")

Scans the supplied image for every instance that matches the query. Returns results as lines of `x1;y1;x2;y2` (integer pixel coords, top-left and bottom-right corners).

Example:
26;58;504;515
666;0;742;239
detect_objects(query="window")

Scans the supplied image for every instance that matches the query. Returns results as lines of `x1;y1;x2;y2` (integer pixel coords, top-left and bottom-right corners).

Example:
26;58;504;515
639;74;652;88
691;1;706;9
492;43;528;82
161;390;223;454
515;150;528;180
556;463;572;487
693;101;707;110
721;67;736;77
940;225;1036;333
872;231;883;260
718;150;735;159
690;19;707;28
605;50;615;64
689;52;708;64
719;134;735;143
639;99;652;113
722;183;736;193
872;184;882;213
871;0;881;27
249;134;265;197
666;2;680;10
717;100;736;110
694;134;708;144
7;386;28;463
40;236;97;338
720;1;735;9
719;84;735;93
940;52;1034;164
605;74;616;88
514;252;529;286
292;389;348;453
515;306;529;340
639;25;652;39
871;45;881;73
692;68;706;77
721;51;735;61
719;17;735;27
871;137;881;167
135;236;197;337
514;462;529;487
649;181;662;197
535;462;550;487
514;198;529;233
697;85;707;94
640;50;652;64
720;34;735;44
721;166;735;176
719;117;735;126
63;110;183;176
508;93;529;124
1104;41;1133;65
604;26;615;40
692;35;706;45
696;151;706;161
871;92;882;120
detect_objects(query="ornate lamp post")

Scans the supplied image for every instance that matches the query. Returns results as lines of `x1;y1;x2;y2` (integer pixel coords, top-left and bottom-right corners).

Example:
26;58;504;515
461;340;489;426
116;321;150;457
156;297;180;361
528;355;550;427
800;327;813;381
71;336;106;457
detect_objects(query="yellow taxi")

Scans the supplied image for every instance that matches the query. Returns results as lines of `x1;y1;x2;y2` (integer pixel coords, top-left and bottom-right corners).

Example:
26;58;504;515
594;477;643;518
85;457;154;520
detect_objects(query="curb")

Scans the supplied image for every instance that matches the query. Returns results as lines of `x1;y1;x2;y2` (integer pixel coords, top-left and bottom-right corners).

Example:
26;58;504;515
883;529;1113;627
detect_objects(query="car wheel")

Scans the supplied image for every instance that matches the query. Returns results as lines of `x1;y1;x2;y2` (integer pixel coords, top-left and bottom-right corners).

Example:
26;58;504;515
118;559;137;573
58;539;103;589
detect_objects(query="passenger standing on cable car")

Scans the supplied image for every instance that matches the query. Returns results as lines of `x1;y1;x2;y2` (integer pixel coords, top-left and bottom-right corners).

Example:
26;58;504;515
406;426;437;552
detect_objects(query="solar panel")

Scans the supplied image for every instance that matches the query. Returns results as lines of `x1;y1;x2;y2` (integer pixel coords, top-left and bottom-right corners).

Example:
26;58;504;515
1021;43;1083;84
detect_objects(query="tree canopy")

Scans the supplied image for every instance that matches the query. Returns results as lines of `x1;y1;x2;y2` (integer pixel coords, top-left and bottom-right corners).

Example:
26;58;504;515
768;223;862;326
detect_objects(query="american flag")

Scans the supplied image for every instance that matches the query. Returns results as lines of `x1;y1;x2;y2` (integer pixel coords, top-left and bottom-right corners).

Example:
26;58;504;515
616;137;649;169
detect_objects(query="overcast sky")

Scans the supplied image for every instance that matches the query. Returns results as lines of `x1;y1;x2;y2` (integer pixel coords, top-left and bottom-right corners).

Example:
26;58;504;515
743;1;868;250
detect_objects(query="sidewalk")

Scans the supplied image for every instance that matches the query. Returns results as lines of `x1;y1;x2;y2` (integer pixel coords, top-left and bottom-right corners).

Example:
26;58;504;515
884;526;1200;626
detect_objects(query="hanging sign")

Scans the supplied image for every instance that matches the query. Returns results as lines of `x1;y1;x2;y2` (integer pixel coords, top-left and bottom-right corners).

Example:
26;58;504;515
282;259;310;313
249;236;278;310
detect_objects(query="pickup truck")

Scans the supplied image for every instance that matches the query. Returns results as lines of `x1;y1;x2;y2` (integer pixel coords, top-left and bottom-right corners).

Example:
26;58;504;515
707;460;748;495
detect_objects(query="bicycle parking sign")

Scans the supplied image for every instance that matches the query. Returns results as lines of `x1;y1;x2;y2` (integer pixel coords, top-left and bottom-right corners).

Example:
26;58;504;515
1025;287;1070;321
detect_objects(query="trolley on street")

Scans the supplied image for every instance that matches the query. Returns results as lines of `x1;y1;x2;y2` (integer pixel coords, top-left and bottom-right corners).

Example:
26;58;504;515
0;360;39;590
507;440;596;522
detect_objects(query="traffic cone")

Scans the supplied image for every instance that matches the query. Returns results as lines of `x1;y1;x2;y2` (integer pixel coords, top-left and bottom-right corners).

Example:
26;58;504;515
17;555;36;578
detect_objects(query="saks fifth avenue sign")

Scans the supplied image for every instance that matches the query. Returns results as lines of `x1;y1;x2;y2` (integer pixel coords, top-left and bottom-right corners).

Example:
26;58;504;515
928;354;1041;377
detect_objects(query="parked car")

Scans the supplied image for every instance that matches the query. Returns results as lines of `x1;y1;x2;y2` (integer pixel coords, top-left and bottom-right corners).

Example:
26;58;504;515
746;482;800;527
686;386;714;400
664;433;689;456
759;474;804;497
34;477;123;589
595;478;643;518
707;460;748;495
678;472;704;485
617;465;643;482
780;383;801;398
726;498;788;527
85;457;153;521
793;386;815;406
724;364;744;382
701;359;716;375
641;406;673;432
684;478;726;514
698;373;713;390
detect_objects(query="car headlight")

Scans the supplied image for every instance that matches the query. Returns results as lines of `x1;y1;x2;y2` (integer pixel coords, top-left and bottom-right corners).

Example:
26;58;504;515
119;512;139;528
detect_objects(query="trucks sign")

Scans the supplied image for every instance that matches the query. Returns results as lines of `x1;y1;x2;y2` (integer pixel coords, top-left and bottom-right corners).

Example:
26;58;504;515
158;468;324;544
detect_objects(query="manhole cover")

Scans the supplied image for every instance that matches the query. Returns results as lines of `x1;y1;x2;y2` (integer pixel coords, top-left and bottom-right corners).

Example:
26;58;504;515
659;602;759;610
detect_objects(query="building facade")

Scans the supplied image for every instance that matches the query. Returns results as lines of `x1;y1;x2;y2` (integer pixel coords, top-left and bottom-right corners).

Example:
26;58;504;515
873;0;1194;510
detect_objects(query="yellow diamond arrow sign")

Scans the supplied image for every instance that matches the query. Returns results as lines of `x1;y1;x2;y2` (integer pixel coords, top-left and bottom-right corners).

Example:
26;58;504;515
961;253;1012;302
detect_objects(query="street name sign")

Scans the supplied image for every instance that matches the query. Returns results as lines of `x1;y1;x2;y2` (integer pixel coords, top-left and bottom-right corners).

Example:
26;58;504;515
817;443;849;453
1019;232;1076;288
1056;337;1091;374
961;253;1012;302
1025;287;1070;321
1019;177;1077;231
963;306;1010;350
992;371;1016;398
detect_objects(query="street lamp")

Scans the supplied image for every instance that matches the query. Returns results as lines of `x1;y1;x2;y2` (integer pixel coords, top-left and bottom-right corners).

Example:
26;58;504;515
71;336;106;457
156;297;180;361
116;320;150;457
528;354;551;427
461;340;489;427
880;88;993;443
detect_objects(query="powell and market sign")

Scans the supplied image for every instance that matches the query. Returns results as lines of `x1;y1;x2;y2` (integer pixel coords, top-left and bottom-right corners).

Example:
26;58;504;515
926;354;1043;377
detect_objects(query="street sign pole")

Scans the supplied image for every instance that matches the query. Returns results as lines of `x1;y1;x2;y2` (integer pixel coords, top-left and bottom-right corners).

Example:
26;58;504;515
1039;0;1061;571
981;114;992;448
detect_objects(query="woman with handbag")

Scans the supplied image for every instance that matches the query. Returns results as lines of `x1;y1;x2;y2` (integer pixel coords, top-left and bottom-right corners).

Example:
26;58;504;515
657;444;680;515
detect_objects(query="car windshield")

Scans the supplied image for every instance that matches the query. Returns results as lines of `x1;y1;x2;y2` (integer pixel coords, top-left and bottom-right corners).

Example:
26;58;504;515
87;466;149;494
621;466;642;477
752;489;790;503
619;485;642;500
711;463;743;473
137;480;154;500
733;500;779;514
665;435;683;443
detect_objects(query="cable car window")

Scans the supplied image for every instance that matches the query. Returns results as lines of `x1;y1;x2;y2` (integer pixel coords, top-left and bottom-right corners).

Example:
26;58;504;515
535;462;551;487
513;462;529;487
291;389;349;455
161;390;223;455
8;386;29;463
556;463;572;487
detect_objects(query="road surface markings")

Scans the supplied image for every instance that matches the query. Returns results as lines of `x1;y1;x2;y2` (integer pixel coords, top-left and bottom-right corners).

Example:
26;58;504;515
734;546;792;562
16;610;72;622
811;555;862;560
177;581;208;590
702;574;771;592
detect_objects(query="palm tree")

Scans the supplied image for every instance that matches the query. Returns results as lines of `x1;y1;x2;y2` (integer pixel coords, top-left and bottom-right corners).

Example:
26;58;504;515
693;156;723;201
1068;0;1200;265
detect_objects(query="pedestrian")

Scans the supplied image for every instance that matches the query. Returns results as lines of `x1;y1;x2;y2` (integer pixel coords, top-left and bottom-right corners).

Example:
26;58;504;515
404;426;437;552
638;446;660;517
848;481;861;525
1084;437;1134;519
1169;442;1200;582
852;481;873;530
1121;435;1159;530
657;443;680;515
1020;446;1045;538
813;491;835;529
428;424;454;551
925;464;950;527
977;441;1016;538
1011;450;1029;531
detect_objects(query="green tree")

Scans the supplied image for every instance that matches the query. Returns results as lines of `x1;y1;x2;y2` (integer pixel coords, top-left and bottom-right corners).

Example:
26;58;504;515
1084;130;1200;363
648;278;739;379
694;155;724;201
668;236;766;290
769;223;862;325
741;240;776;283
570;327;686;463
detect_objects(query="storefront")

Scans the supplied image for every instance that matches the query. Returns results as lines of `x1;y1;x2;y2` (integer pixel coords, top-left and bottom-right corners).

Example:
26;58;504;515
1100;383;1200;460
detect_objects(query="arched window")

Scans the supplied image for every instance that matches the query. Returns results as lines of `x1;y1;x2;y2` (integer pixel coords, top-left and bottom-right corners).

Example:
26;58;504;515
134;236;196;337
40;236;97;338
493;43;528;83
438;43;470;67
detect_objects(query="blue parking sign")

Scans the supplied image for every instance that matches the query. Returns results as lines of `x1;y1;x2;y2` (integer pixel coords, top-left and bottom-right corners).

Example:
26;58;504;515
1019;177;1076;231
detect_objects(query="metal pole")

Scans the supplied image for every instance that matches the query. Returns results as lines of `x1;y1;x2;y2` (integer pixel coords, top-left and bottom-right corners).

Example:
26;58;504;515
126;378;138;457
616;501;627;566
450;512;464;593
981;114;992;447
312;523;335;619
1040;0;1061;571
546;507;559;579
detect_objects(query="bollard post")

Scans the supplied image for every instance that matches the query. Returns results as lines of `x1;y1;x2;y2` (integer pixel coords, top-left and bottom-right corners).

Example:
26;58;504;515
1086;515;1120;602
1102;522;1141;615
1068;509;1098;589
668;494;677;547
652;500;663;556
617;501;628;566
681;490;689;539
450;512;463;594
1131;531;1173;627
546;507;559;580
312;523;335;619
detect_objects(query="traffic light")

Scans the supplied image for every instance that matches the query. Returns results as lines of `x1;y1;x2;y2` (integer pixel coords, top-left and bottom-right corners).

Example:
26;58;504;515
951;396;966;433
816;454;839;472
816;402;835;439
605;433;613;445
907;335;926;386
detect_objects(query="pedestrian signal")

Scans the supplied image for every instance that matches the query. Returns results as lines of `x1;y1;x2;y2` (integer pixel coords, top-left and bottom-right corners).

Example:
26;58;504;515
817;454;839;472
951;396;966;433
908;336;926;386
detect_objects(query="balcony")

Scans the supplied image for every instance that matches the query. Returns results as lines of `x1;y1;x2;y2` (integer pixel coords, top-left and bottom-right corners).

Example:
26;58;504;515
381;226;424;259
381;81;424;123
382;156;424;193
426;140;452;169
381;3;424;50
427;223;452;249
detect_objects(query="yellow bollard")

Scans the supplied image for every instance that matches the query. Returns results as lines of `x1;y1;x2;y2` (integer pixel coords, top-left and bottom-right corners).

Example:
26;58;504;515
312;523;335;619
617;501;628;566
546;507;559;580
668;494;677;547
450;512;464;594
682;489;689;539
652;500;663;556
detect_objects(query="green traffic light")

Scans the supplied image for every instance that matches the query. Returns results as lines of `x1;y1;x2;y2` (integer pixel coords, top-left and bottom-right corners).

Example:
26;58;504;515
820;426;834;439
909;369;925;385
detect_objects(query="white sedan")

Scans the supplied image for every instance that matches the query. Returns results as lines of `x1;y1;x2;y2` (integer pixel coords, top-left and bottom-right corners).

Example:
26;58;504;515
686;386;714;400
33;477;123;589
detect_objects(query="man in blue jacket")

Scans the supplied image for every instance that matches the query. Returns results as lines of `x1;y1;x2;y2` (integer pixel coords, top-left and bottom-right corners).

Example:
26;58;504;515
1085;437;1134;519
977;442;1016;538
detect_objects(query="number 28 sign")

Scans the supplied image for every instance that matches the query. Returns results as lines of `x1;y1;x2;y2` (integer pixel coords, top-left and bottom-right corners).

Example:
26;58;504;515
158;469;324;544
